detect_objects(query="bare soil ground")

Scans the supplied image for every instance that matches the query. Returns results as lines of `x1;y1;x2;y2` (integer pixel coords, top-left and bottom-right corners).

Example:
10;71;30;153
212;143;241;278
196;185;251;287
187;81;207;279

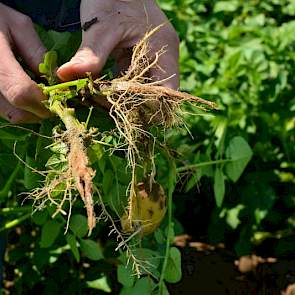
169;238;295;295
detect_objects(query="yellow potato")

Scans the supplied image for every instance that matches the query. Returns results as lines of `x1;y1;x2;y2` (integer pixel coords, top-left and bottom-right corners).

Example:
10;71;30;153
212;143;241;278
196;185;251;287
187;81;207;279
121;180;167;236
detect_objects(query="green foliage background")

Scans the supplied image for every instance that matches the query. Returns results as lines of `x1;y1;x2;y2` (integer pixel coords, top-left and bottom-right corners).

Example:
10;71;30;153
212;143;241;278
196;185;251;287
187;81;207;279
1;0;295;294
164;0;295;255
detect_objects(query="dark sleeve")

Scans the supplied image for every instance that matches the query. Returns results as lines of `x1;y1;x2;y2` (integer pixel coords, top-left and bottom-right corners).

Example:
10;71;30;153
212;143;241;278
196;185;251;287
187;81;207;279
0;0;81;32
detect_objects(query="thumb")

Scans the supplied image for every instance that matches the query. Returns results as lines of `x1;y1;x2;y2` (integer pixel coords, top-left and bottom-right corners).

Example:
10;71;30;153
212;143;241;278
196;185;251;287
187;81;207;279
57;24;121;81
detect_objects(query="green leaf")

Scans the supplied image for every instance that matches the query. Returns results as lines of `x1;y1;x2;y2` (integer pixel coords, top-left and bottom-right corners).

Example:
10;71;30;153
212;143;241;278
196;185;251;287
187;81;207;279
86;276;111;293
102;169;114;196
164;247;182;283
0;157;21;203
66;233;80;262
153;283;170;295
0;128;30;140
120;277;155;295
24;154;42;190
185;170;201;192
45;153;67;170
40;220;61;248
80;239;103;261
214;168;225;207
132;248;161;277
0;154;17;175
117;264;134;288
39;51;58;85
88;144;104;164
221;204;245;229
225;136;253;182
161;283;170;295
35;120;54;166
214;0;239;12
69;214;88;238
35;27;81;64
32;210;48;225
154;229;166;244
49;141;68;155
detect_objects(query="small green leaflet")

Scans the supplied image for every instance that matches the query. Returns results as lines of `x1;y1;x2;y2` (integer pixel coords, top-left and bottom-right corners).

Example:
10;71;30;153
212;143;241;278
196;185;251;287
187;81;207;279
225;136;253;182
214;168;225;207
40;220;62;248
66;234;80;262
86;276;111;293
80;239;104;261
39;51;58;85
220;204;245;229
117;264;134;287
164;247;182;283
32;210;48;226
120;277;156;295
69;214;88;238
132;248;161;277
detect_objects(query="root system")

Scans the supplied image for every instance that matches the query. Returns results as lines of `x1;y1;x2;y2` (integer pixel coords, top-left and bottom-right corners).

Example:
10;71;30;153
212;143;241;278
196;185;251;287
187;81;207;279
33;25;216;243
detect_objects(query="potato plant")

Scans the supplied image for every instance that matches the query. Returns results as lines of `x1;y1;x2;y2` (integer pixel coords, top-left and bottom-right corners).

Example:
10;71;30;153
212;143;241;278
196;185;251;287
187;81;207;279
1;0;295;294
0;25;216;294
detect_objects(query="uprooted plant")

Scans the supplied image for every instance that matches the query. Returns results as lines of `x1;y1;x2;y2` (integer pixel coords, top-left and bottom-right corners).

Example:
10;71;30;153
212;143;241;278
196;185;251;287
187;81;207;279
25;26;216;275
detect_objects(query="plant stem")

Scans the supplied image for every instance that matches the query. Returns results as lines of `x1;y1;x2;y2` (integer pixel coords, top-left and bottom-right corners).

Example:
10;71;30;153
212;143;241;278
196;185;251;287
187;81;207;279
0;213;31;233
0;162;21;203
42;79;89;94
176;158;231;173
50;100;82;130
159;151;177;294
0;207;31;215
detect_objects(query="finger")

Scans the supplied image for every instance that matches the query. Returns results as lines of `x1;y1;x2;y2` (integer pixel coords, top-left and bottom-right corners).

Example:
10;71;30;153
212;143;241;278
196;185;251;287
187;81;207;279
0;32;50;118
148;27;180;90
57;21;122;81
9;12;46;73
0;93;40;124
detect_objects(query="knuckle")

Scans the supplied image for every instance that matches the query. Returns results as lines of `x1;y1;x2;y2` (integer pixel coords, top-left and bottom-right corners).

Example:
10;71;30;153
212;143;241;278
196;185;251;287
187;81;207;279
27;44;45;66
5;110;25;124
14;14;33;28
7;80;34;108
154;25;179;50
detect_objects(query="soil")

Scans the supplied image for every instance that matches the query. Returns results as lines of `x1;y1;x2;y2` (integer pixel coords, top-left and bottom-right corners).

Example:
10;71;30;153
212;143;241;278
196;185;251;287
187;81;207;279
168;237;295;295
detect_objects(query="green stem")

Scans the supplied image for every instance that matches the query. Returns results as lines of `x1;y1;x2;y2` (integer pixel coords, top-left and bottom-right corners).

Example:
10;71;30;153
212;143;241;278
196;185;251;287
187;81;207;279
159;151;176;294
0;161;21;203
85;106;94;129
0;213;31;233
42;78;89;94
176;158;231;173
50;100;82;130
0;207;31;215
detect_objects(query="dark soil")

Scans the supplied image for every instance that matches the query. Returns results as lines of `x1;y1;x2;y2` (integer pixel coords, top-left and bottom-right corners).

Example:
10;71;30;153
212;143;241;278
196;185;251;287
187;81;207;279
168;241;295;295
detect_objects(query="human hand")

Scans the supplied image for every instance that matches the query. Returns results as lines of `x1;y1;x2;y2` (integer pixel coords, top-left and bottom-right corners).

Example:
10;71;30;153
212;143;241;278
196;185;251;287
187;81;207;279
57;0;179;89
0;4;49;123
